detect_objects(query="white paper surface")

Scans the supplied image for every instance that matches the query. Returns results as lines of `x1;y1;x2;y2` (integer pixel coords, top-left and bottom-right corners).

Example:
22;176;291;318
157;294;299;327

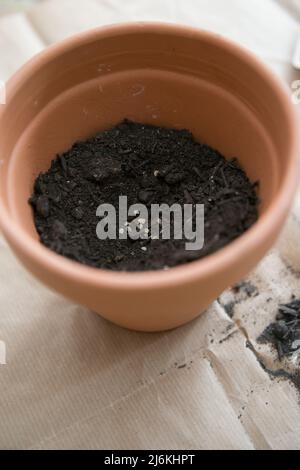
1;0;300;450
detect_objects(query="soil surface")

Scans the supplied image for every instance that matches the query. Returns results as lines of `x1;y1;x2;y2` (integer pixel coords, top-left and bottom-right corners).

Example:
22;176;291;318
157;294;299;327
30;120;259;272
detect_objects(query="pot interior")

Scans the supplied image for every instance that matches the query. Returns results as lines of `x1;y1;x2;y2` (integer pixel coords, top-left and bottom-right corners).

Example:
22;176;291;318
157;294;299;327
0;26;288;238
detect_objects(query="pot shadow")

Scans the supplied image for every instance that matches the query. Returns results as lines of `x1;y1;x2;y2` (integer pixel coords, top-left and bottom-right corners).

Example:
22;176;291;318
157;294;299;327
68;304;202;379
18;295;205;397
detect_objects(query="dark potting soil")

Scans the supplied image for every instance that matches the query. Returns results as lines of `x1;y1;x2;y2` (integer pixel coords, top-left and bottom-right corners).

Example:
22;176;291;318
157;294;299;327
29;120;259;272
246;339;300;397
258;298;300;363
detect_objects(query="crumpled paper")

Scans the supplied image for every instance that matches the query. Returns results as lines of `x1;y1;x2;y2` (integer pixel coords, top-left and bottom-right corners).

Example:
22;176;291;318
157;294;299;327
1;0;300;450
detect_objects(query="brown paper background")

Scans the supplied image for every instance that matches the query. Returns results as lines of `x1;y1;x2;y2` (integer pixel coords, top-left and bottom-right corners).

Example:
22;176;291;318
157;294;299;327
0;0;300;450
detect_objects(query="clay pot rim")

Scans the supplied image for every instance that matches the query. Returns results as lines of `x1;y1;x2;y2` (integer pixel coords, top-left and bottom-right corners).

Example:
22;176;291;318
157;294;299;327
0;22;299;290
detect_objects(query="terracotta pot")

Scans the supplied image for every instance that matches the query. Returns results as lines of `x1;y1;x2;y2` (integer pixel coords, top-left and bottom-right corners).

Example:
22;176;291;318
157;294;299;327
0;23;299;331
